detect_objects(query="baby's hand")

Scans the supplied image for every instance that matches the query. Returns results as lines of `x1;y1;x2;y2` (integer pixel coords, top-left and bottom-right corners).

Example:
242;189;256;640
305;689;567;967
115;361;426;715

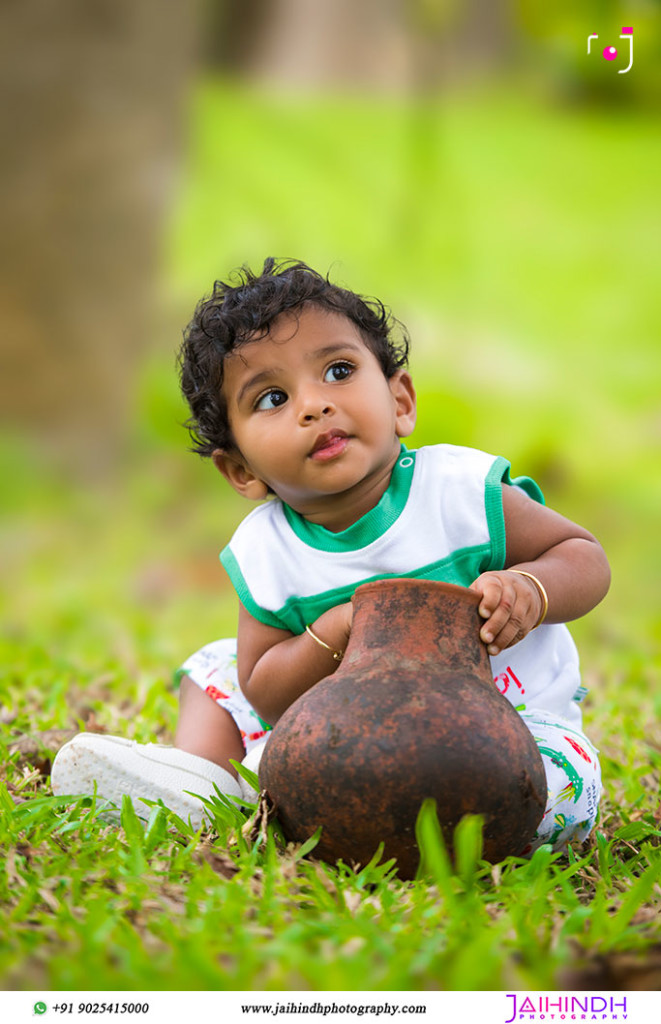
314;600;353;657
469;570;544;656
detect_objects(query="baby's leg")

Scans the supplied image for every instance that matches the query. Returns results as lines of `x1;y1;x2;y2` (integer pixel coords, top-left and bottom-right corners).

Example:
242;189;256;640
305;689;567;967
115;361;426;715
51;638;268;825
175;674;245;774
175;637;272;764
518;708;602;855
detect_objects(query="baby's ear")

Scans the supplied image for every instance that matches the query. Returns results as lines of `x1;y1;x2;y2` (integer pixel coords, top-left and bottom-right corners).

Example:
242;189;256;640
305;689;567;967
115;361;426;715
212;449;270;501
390;371;417;439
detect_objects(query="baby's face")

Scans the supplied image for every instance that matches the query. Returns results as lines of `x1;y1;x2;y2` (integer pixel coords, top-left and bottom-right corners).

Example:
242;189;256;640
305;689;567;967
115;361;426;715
220;306;415;519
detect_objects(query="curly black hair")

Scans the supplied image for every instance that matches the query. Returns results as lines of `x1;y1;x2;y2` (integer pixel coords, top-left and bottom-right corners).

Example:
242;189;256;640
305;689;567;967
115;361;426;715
178;257;410;456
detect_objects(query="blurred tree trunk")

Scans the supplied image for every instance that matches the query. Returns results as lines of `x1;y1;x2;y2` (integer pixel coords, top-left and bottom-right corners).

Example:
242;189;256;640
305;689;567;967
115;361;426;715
391;1;515;284
450;0;514;75
209;0;514;91
231;0;410;91
0;0;199;469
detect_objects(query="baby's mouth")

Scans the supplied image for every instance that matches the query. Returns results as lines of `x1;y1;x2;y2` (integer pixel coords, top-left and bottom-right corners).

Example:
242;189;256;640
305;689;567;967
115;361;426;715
309;430;350;462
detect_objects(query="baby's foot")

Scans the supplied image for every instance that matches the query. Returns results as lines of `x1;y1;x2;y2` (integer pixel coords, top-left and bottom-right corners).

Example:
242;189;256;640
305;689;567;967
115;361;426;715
51;732;244;829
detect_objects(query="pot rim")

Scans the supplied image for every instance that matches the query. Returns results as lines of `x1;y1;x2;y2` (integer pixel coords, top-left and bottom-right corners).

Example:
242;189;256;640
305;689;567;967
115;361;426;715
354;577;480;608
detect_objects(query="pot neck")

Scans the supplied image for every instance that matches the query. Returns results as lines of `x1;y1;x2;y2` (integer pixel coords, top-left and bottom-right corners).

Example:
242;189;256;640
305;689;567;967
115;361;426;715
343;579;490;679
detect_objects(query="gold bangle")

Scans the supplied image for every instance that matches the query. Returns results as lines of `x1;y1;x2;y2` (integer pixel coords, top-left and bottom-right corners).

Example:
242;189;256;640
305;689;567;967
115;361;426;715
305;624;344;662
508;570;549;629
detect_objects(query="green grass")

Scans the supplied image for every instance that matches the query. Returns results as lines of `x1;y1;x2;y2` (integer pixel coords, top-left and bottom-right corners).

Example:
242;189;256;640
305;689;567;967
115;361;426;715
1;726;660;990
2;77;661;990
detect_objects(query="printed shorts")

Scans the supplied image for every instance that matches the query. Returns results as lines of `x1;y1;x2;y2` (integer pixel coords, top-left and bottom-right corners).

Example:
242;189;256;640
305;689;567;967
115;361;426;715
176;639;601;853
175;639;272;754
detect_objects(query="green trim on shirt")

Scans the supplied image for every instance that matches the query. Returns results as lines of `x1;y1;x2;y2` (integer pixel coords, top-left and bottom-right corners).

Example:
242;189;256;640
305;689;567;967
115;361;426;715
219;548;288;630
281;446;416;552
222;540;494;635
484;458;545;570
509;470;545;506
485;456;509;570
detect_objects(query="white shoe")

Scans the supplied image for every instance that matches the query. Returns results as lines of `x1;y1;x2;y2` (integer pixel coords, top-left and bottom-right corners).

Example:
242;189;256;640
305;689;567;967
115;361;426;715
51;732;243;829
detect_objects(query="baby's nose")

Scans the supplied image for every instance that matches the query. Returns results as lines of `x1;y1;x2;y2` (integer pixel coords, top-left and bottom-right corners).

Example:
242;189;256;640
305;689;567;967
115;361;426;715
298;388;335;423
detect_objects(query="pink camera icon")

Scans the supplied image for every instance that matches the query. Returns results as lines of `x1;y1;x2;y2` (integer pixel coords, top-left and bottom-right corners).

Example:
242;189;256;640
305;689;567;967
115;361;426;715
587;27;634;73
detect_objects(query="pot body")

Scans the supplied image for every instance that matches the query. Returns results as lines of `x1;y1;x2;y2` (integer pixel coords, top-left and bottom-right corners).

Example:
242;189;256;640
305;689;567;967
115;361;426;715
259;578;547;877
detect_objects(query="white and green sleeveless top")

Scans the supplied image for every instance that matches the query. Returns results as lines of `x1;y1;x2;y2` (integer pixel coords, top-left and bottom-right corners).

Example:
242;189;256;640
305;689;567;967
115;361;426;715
221;444;583;717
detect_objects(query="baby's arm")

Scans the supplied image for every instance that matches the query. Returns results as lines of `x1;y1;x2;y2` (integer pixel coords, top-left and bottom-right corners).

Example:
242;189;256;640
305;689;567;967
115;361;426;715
470;484;611;656
236;600;353;725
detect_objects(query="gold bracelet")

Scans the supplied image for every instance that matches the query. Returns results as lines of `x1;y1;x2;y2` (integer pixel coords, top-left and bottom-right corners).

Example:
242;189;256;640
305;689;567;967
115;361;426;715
305;624;344;662
508;570;549;629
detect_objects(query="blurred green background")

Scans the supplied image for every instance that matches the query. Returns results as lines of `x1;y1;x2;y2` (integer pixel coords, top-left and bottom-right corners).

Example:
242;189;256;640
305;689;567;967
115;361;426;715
1;1;660;734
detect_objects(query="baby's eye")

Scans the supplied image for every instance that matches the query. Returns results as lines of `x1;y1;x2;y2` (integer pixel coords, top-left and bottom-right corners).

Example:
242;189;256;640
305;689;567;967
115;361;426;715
324;361;354;383
255;388;287;411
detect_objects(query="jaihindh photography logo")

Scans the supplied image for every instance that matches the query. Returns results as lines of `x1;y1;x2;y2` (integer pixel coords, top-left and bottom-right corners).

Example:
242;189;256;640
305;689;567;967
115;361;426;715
504;993;628;1022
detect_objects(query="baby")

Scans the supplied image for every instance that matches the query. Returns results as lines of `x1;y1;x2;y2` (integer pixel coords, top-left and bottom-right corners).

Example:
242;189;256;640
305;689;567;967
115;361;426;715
52;258;610;852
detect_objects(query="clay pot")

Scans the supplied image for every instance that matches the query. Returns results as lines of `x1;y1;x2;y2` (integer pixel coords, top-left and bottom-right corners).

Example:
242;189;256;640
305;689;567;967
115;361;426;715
259;578;547;878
